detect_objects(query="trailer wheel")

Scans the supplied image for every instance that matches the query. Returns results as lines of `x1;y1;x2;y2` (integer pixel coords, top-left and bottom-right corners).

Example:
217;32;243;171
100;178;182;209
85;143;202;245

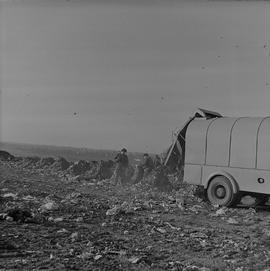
207;176;237;207
258;195;269;206
241;194;269;207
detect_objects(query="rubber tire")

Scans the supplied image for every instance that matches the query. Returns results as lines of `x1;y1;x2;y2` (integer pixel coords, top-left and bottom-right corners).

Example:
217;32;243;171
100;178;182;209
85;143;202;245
258;195;269;206
252;195;269;207
240;194;269;207
207;176;237;207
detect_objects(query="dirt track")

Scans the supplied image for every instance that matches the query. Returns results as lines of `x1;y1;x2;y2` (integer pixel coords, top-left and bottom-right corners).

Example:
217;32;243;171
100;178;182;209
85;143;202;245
1;159;270;271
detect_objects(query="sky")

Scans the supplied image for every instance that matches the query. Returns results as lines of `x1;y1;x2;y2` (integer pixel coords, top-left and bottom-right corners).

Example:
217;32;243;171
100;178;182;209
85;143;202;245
1;0;270;153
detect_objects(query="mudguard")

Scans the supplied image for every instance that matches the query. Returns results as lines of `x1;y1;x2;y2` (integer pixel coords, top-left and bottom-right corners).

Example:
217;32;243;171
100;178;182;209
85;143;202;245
204;171;239;194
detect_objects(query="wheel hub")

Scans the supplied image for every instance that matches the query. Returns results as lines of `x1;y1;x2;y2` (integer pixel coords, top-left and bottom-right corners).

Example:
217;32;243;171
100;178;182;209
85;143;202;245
216;186;226;198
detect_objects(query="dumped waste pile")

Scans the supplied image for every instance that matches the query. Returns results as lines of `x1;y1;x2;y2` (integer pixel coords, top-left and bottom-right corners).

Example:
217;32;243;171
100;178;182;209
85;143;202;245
1;151;115;183
66;160;92;176
51;157;71;172
0;150;15;161
1;150;270;270
0;151;173;189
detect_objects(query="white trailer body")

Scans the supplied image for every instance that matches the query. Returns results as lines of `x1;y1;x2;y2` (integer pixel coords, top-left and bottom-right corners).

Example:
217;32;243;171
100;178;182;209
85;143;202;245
165;109;270;206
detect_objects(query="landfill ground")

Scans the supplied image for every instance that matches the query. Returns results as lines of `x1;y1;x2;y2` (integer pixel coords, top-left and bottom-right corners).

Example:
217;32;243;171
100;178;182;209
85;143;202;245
1;157;270;271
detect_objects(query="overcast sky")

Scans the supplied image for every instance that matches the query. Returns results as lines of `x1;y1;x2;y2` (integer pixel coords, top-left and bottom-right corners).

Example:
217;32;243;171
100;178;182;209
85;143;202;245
1;0;270;153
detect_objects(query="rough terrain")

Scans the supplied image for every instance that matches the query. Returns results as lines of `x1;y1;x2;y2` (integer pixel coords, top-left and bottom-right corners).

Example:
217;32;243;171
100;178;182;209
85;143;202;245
1;153;270;271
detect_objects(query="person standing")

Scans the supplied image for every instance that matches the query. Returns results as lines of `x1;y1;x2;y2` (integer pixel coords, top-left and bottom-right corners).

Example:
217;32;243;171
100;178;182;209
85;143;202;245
141;153;154;178
153;154;162;169
114;148;129;185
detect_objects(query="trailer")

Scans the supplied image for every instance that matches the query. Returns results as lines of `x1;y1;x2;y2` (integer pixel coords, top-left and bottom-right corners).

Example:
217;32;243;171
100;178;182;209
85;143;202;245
164;109;270;207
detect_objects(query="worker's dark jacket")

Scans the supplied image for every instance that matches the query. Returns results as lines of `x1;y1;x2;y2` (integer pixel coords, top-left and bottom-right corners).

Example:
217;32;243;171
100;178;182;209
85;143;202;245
115;153;129;169
142;156;154;170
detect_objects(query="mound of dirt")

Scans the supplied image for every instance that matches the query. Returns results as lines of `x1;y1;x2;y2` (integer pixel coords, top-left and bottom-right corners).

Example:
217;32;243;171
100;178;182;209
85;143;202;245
38;157;56;167
18;156;41;168
87;160;115;180
67;160;92;175
51;157;70;171
0;150;15;161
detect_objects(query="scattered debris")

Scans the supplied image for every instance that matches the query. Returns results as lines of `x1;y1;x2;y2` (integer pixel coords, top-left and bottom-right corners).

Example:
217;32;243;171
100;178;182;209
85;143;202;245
128;256;141;264
22;195;37;202
227;217;239;225
2;193;18;200
211;207;228;217
155;227;167;234
70;232;80;242
75;217;83;223
53;217;64;223
1;151;270;270
39;199;59;212
94;255;102;261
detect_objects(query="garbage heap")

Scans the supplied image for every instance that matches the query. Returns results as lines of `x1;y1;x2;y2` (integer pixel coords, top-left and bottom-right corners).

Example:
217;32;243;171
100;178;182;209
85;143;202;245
0;150;180;191
0;150;117;182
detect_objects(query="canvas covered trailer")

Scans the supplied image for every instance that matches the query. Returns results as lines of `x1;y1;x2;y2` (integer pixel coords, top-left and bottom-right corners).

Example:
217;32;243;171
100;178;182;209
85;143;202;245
164;109;270;206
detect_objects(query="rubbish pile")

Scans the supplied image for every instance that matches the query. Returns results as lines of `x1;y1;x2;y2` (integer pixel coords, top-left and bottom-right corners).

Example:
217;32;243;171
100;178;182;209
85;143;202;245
0;150;15;161
51;157;70;171
38;157;56;168
16;156;41;169
66;160;92;176
1;151;116;183
1;150;176;192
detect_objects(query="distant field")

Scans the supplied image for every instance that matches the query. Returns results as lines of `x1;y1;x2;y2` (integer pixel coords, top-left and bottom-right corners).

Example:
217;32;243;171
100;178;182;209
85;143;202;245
0;142;147;165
